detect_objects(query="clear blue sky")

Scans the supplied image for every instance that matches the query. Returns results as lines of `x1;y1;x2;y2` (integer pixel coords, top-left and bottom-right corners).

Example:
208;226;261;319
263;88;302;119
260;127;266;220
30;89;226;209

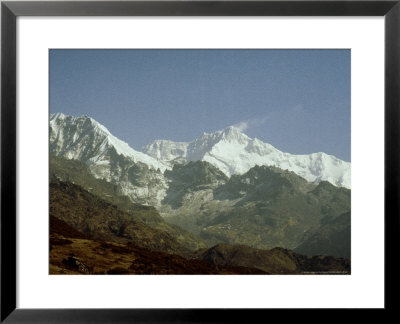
50;49;350;161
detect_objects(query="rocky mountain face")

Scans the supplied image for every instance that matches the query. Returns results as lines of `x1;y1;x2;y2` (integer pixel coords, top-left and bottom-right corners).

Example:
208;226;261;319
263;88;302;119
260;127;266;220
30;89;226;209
162;161;229;208
160;163;351;255
49;113;351;258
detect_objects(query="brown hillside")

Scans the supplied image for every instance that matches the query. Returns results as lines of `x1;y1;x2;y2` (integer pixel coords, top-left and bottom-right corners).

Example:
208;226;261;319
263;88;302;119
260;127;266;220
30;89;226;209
50;180;189;255
196;243;350;274
49;218;265;275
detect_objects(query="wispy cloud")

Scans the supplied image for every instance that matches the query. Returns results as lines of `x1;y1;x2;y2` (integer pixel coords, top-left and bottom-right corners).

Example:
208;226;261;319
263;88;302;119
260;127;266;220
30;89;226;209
232;115;271;133
231;104;304;133
232;121;250;132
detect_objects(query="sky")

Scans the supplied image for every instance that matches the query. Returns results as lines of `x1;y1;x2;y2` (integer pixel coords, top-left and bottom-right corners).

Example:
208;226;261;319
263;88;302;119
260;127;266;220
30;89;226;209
50;49;350;161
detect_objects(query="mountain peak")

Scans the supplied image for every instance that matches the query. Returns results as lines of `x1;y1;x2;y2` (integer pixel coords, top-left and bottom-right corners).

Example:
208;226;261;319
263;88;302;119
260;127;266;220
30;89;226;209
222;125;243;136
50;113;169;172
224;125;240;132
51;113;114;141
213;126;250;145
50;112;67;120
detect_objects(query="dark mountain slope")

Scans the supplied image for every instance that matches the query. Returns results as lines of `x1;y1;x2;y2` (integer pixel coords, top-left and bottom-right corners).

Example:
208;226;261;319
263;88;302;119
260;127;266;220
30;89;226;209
50;180;189;255
50;214;88;240
194;243;350;274
49;213;348;275
294;212;351;258
49;216;265;275
50;155;207;251
163;164;350;255
310;181;351;224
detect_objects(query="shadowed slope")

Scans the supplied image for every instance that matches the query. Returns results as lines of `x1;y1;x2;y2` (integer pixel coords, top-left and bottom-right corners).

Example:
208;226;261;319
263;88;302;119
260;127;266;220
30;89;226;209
195;243;350;274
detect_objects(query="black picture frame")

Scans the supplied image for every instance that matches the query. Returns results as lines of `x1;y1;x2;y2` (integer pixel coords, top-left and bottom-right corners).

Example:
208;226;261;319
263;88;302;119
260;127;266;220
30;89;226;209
1;0;399;322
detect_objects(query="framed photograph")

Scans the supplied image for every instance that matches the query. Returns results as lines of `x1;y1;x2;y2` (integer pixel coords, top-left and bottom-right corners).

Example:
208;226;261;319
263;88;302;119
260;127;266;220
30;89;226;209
1;0;399;321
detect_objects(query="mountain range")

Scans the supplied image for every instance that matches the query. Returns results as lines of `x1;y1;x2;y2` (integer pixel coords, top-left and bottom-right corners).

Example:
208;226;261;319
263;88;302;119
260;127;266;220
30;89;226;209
50;113;350;196
143;126;350;188
49;113;351;259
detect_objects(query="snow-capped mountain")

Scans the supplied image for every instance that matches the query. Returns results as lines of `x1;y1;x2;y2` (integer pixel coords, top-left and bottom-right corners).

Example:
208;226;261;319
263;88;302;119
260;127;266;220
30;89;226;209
50;113;168;172
143;126;351;189
50;113;169;205
50;113;350;202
